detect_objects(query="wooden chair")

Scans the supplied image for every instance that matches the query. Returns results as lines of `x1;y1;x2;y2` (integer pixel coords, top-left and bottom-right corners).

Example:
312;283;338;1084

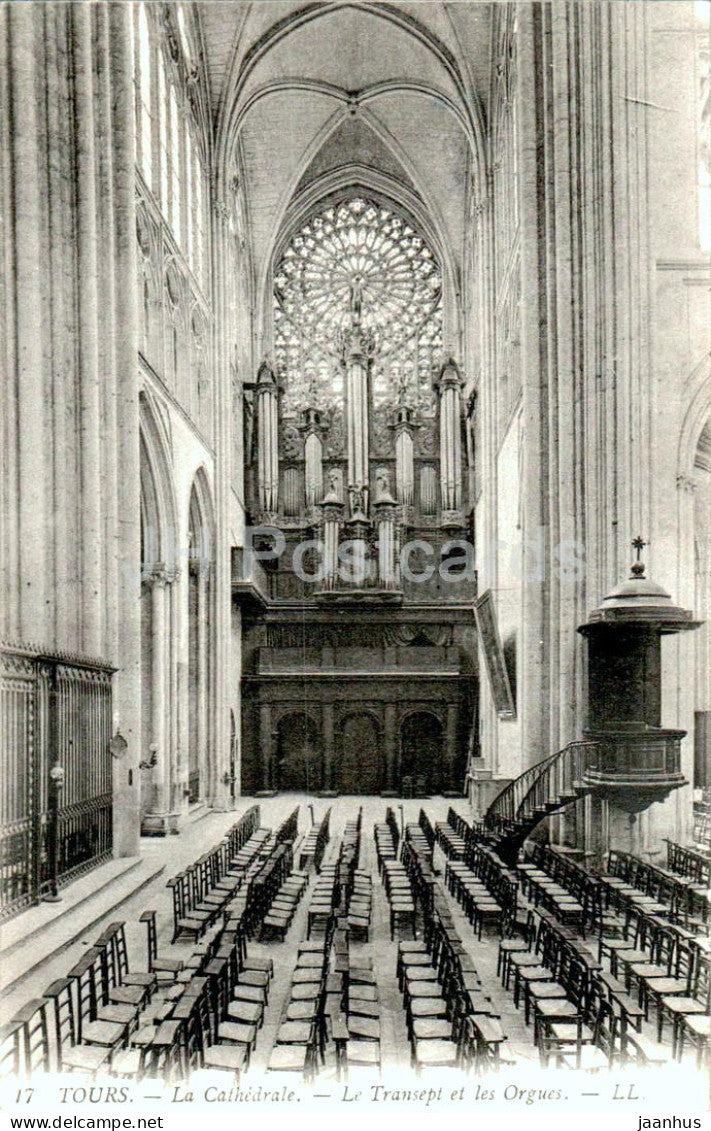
42;980;116;1074
676;1014;711;1067
140;910;184;984
167;875;209;944
8;1000;52;1076
618;1015;670;1067
96;927;151;1011
638;939;694;1020
656;952;711;1049
460;1014;506;1074
0;1020;23;1079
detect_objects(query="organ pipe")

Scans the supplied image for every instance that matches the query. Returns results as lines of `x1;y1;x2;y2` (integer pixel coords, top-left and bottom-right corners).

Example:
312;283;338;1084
340;292;375;519
302;408;324;512
437;357;464;525
256;359;279;518
393;406;416;513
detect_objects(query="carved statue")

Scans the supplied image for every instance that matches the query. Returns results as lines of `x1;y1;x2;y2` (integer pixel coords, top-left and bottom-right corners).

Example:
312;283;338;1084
349;277;363;324
375;467;390;501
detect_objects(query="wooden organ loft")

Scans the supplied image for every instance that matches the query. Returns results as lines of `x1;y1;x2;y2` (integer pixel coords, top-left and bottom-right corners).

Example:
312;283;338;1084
235;196;479;798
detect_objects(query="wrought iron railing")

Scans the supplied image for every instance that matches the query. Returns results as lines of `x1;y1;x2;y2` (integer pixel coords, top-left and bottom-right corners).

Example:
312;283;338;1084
0;643;114;920
187;770;200;805
485;740;599;837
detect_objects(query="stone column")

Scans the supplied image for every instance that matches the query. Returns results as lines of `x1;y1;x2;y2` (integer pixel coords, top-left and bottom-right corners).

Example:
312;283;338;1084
192;560;209;801
7;3;47;643
141;565;177;835
150;569;168;813
208;198;237;814
72;3;103;655
259;703;273;791
445;703;459;793
437;358;464;529
168;570;181;814
322;702;334;792
384;703;397;791
516;7;546;774
109;1;141;855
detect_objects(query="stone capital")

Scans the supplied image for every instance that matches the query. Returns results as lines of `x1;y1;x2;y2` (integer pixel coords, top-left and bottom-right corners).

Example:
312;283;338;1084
142;563;179;588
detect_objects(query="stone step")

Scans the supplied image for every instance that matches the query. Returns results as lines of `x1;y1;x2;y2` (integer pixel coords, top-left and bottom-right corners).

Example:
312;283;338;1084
0;856;165;1006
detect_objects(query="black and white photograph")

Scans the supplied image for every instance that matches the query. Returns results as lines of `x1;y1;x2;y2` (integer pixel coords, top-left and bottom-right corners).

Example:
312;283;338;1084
0;0;710;1126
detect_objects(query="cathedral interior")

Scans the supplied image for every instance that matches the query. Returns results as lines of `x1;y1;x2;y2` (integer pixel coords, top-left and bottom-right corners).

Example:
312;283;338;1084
0;0;710;1086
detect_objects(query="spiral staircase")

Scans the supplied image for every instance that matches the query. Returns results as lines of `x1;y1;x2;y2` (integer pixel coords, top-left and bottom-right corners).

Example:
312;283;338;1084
482;740;599;865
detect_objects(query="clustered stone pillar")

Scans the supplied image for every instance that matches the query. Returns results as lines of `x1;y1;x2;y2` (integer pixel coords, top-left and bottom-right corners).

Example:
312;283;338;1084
256;359;279;521
1;2;142;854
194;559;210;799
437;358;464;527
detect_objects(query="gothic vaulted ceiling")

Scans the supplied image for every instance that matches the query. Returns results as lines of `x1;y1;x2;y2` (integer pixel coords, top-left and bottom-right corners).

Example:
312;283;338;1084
197;1;493;322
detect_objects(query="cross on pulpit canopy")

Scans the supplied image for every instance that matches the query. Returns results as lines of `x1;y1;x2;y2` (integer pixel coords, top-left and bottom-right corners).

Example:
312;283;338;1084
630;535;648;577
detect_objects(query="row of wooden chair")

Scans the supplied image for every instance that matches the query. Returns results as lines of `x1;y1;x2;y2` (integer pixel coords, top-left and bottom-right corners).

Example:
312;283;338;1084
603;849;709;930
298;808;331;873
135;919;275;1079
244;841;301;937
397;853;508;1074
167;824;271;943
267;924;334;1081
374;813;398;876
275;806;300;845
498;906;673;1069
417;808;436;851
445;806;473;845
257;856;309;941
346;871;373;942
598;908;711;1053
434;818;467;861
517;848;593;937
665;840;710;887
338;926;382;1074
381;858;416;941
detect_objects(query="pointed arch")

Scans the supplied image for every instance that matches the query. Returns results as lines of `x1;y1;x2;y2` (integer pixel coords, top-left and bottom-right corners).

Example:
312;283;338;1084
140;391;178;572
256;111;461;349
188;464;215;570
678;352;711;478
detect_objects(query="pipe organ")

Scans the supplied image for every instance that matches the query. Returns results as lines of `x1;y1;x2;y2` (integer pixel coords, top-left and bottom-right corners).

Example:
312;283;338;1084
250;349;469;587
239;196;476;797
